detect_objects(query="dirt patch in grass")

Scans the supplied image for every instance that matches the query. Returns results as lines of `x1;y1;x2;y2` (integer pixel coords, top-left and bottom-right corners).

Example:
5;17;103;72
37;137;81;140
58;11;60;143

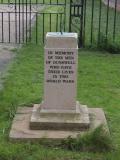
0;44;17;90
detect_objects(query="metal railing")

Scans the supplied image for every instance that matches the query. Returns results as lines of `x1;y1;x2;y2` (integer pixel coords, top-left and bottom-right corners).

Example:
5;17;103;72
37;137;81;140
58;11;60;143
83;0;120;47
0;0;120;48
69;0;120;47
0;0;67;44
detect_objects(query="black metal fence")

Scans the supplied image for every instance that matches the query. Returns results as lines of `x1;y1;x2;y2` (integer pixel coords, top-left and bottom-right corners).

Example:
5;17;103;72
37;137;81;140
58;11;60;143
83;0;120;47
69;0;84;47
0;0;120;48
69;0;120;47
0;0;67;44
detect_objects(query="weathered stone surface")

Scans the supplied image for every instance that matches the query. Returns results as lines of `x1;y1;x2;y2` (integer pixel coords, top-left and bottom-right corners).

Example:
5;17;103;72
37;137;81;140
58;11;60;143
9;32;109;141
9;107;109;141
102;0;120;11
46;32;78;49
30;102;90;130
43;32;78;111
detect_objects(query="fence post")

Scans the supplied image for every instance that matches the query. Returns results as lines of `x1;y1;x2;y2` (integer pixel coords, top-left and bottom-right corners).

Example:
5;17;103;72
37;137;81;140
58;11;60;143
69;0;72;32
69;0;84;48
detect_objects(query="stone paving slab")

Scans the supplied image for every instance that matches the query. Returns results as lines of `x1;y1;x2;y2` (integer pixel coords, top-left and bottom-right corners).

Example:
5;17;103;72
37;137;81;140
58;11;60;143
0;4;44;89
30;103;90;131
102;0;120;11
9;106;109;141
0;12;35;43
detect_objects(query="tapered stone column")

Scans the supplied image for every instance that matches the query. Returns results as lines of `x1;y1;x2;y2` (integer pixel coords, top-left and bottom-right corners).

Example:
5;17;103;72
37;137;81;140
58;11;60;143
30;32;90;130
43;32;78;112
9;32;108;141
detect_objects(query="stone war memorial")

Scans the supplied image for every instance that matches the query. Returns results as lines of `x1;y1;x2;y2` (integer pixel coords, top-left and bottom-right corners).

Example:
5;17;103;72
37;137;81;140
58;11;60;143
9;32;108;141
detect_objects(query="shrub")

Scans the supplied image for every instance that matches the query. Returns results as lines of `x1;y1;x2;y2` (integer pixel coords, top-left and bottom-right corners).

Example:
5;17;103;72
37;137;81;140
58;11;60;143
98;33;120;54
62;125;113;152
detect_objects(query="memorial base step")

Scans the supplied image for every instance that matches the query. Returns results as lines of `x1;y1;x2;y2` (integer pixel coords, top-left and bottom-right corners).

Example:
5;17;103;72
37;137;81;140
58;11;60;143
30;102;90;131
9;106;109;141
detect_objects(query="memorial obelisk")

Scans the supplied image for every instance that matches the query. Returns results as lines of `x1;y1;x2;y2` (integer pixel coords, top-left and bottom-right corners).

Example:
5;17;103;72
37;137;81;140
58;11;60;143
30;32;90;130
9;32;108;141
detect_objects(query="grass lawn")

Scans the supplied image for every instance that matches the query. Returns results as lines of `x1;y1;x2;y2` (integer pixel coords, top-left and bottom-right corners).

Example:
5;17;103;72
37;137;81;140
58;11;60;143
0;44;120;159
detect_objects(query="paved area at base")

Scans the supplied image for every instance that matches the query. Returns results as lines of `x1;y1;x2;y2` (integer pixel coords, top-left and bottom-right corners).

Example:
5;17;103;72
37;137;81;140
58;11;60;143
102;0;120;11
0;4;44;43
9;106;108;141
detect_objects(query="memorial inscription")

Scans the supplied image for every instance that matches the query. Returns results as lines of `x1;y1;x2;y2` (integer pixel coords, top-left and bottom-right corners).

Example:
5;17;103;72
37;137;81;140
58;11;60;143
45;50;75;84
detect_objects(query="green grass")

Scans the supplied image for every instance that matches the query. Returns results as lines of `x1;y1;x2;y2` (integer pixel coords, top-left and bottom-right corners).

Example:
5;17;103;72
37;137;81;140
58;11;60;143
0;44;120;159
62;125;113;152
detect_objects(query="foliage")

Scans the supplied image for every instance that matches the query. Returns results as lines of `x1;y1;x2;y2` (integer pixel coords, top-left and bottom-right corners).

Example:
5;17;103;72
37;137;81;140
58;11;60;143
98;34;120;54
62;125;113;152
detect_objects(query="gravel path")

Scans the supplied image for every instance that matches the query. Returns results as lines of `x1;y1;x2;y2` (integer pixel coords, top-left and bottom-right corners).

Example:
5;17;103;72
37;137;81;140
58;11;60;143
0;4;44;43
0;5;36;43
0;4;44;90
102;0;120;11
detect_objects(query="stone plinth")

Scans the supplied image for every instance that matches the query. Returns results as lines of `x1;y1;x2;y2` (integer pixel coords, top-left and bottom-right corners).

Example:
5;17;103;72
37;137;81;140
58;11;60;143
30;102;90;130
9;107;109;141
9;32;109;141
29;32;90;130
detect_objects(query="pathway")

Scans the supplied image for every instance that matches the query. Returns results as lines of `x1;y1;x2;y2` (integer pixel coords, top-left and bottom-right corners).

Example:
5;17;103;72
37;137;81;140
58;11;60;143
103;0;120;11
0;44;17;90
0;4;44;90
0;4;44;43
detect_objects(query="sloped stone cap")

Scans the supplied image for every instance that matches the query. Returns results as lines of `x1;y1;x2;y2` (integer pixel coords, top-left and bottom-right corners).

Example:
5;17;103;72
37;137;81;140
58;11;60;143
45;32;78;49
